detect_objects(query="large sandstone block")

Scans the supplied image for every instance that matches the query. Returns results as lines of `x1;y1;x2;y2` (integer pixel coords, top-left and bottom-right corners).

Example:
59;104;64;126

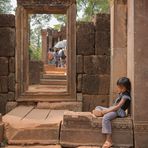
95;14;110;56
0;57;8;76
82;95;109;112
8;73;15;92
0;94;8;114
60;111;133;147
82;75;110;95
97;75;110;95
95;31;110;56
9;57;15;73
77;74;82;92
84;55;110;74
77;93;83;102
82;74;100;95
0;76;8;93
94;14;110;32
3;107;65;145
29;61;43;85
5;124;60;145
0;14;15;27
0;28;15;57
7;92;15;101
76;55;83;74
76;22;95;55
0;92;15;102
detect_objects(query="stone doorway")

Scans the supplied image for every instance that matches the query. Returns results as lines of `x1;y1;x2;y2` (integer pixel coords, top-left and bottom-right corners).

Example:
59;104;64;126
28;15;67;94
15;0;77;101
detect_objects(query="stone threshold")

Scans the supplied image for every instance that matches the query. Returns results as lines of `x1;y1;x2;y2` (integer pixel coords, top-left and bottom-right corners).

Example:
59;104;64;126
2;106;133;147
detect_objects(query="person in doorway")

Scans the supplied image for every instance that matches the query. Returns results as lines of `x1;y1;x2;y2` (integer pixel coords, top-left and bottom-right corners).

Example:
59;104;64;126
48;48;54;65
92;77;131;148
53;48;60;67
58;48;66;68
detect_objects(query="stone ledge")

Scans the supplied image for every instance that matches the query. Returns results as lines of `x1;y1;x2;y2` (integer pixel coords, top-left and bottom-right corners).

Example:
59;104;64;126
4;121;60;145
5;145;61;148
60;111;133;147
3;107;65;145
37;102;82;112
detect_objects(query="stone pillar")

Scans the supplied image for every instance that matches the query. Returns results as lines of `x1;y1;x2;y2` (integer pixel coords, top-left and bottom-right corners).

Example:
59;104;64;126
110;0;127;104
127;0;148;147
47;29;53;50
41;29;48;64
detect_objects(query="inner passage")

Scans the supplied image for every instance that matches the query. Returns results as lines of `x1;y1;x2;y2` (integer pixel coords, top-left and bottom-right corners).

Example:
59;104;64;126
27;14;67;93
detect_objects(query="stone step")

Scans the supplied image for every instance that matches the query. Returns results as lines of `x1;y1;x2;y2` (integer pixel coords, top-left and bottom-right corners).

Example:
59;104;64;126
27;84;67;93
2;107;133;148
60;111;133;148
3;106;66;145
44;65;66;74
41;74;66;80
5;145;61;148
36;102;82;112
40;79;67;85
4;145;130;148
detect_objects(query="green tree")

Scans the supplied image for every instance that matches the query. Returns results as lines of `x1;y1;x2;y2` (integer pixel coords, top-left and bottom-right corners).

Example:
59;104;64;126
29;14;52;48
0;0;13;13
77;0;109;21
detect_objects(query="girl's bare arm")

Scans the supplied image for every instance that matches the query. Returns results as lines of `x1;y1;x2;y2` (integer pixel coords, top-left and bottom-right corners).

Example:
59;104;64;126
101;99;126;115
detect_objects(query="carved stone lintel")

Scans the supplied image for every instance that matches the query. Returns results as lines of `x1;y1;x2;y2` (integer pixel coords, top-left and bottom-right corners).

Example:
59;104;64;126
17;0;75;7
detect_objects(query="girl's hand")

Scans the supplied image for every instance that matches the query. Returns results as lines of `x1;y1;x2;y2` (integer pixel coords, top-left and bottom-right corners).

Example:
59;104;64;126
101;110;108;115
92;110;103;117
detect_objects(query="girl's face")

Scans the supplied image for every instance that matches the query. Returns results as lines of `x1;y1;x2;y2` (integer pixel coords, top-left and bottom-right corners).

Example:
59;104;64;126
116;85;126;93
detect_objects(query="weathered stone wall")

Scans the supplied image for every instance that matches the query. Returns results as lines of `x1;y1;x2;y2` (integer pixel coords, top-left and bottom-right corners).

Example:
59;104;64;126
29;60;44;85
76;14;110;112
0;14;16;114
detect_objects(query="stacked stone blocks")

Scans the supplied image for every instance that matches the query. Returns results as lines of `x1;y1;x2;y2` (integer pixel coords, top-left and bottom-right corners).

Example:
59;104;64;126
76;14;111;111
0;14;16;114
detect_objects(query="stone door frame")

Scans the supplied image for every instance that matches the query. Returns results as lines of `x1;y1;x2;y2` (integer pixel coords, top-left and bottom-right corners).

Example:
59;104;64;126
15;0;76;101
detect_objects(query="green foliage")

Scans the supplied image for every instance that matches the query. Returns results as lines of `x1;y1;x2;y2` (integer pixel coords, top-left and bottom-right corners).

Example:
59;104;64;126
30;14;51;28
29;14;52;53
77;0;109;21
29;45;42;60
52;14;67;25
0;0;13;13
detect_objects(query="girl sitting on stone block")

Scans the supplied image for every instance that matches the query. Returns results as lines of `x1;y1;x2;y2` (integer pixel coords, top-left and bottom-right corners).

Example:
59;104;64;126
92;77;131;148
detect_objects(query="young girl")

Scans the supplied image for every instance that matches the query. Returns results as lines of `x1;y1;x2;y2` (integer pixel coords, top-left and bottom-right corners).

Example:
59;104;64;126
92;77;131;148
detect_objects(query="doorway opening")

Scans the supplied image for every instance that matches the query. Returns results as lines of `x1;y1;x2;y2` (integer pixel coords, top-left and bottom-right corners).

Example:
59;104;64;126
15;0;76;101
28;14;67;94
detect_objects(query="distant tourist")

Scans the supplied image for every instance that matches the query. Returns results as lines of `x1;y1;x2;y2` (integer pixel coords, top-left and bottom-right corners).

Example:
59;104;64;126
53;48;60;67
48;48;54;64
92;77;131;148
58;48;66;68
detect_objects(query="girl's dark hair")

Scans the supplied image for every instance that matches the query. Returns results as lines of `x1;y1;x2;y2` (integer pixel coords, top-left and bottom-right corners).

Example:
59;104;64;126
117;77;131;92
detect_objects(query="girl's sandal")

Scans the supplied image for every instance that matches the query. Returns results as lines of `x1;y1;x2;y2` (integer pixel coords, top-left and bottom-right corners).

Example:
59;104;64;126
102;141;113;148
